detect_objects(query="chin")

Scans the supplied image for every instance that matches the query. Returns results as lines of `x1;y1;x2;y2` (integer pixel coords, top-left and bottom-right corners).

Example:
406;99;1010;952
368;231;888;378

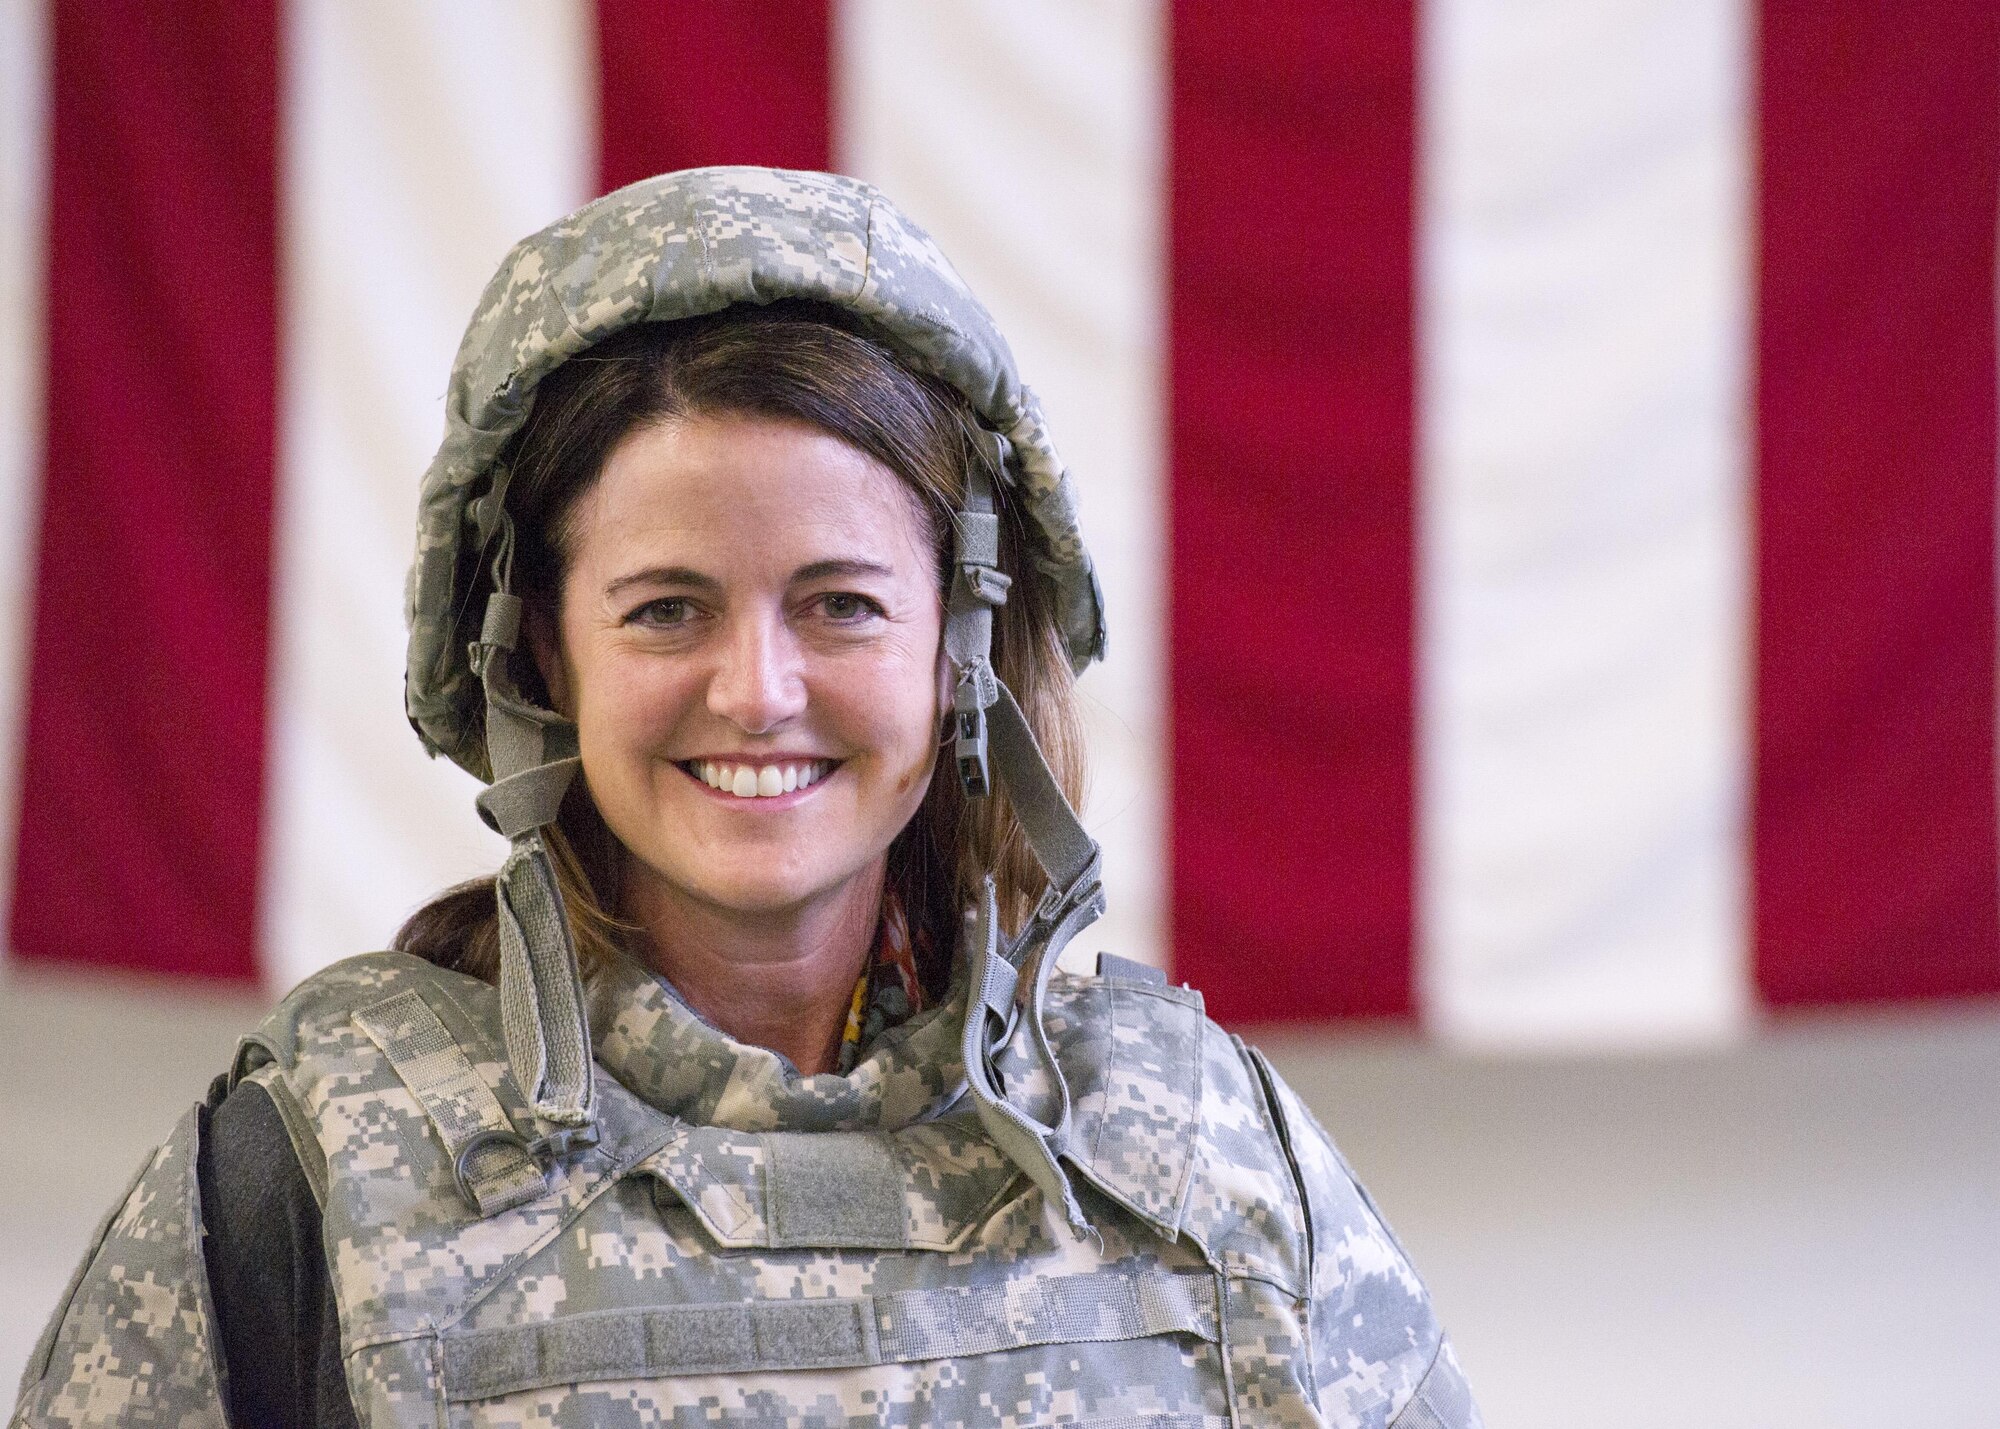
653;854;855;919
698;876;826;916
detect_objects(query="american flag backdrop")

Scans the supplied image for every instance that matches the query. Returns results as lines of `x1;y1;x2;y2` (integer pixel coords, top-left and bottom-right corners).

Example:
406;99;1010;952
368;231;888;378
0;0;1995;1050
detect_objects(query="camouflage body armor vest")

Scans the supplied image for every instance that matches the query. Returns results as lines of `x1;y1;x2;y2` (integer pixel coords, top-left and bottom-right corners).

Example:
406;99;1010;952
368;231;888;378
15;948;1476;1429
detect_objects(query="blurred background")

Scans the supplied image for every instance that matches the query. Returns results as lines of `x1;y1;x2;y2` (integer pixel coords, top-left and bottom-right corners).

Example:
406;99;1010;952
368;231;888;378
3;1;1997;1423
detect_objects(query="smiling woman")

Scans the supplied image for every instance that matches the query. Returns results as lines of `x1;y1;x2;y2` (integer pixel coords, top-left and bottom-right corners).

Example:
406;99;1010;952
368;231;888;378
395;306;1087;1081
551;413;946;1076
14;171;1481;1429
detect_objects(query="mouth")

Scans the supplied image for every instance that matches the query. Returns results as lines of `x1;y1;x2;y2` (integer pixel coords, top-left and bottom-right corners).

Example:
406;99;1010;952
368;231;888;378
676;757;841;801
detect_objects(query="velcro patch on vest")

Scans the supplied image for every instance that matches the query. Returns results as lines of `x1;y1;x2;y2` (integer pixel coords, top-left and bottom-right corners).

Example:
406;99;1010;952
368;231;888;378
439;1268;1220;1399
765;1131;906;1247
640;1119;1022;1252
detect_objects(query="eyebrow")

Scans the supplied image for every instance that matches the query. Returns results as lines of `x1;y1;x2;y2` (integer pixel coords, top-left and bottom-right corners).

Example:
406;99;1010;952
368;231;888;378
603;558;897;599
604;566;720;599
793;558;896;583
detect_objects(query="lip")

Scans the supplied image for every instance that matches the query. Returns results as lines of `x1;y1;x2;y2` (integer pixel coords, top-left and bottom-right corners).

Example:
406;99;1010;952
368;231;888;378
682;752;835;767
674;756;841;809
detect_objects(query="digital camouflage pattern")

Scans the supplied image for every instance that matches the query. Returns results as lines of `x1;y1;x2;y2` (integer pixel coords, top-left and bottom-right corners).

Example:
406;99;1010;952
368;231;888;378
406;166;1106;779
13;951;1482;1427
10;1104;228;1429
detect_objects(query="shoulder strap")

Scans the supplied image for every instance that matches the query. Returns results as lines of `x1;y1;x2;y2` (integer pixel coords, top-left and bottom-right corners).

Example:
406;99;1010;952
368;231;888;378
352;988;549;1216
235;952;598;1219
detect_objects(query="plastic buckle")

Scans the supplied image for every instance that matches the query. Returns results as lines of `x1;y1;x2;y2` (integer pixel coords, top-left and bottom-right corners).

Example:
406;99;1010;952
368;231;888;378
1034;857;1105;929
961;564;1012;607
953;664;998;797
530;1124;600;1161
955;705;989;796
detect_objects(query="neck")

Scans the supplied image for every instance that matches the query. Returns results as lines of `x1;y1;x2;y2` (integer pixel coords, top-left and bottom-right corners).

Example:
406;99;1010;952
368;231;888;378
622;859;885;1076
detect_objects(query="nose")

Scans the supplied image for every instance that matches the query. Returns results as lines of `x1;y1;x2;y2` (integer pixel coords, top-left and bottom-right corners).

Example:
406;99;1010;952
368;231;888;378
706;608;806;734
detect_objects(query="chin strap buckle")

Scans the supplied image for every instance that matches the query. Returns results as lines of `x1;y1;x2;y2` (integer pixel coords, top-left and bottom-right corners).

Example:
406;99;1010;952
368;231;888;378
961;562;1012;608
954;659;1001;797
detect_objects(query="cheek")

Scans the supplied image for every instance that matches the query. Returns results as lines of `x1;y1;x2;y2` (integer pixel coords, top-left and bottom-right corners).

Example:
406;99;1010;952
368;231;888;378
831;649;941;779
573;650;695;753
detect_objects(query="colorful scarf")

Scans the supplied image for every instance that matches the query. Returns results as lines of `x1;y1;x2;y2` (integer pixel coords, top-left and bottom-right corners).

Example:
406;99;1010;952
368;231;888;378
836;891;931;1074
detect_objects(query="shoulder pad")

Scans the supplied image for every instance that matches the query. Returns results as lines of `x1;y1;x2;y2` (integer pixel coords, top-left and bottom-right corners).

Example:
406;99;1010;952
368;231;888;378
1170;1027;1315;1297
229;951;674;1348
1027;974;1317;1297
1247;1047;1479;1428
233;949;502;1078
1026;973;1206;1238
12;1103;228;1429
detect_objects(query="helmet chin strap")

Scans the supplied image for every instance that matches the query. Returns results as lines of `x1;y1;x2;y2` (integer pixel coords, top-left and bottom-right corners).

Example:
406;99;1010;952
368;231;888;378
947;457;1107;1235
469;549;596;1146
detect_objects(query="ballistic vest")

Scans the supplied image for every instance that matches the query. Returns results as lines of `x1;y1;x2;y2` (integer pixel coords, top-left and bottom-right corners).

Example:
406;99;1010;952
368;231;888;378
13;949;1478;1429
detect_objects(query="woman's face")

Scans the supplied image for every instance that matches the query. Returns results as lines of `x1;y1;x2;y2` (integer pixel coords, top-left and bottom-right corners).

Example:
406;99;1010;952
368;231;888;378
537;413;945;925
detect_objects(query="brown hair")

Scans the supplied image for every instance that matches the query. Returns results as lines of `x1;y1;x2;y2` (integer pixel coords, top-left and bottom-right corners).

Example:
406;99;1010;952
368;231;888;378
396;301;1087;995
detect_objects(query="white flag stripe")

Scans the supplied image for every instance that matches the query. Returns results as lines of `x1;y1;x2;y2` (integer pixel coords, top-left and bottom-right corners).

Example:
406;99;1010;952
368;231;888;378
0;0;49;954
264;0;594;986
1418;0;1754;1045
837;0;1169;970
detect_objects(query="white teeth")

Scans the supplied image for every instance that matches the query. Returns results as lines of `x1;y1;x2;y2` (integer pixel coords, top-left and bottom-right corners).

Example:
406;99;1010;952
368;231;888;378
696;760;831;798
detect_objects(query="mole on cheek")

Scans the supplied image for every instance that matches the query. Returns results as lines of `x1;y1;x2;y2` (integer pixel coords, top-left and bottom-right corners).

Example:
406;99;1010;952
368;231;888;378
896;743;939;796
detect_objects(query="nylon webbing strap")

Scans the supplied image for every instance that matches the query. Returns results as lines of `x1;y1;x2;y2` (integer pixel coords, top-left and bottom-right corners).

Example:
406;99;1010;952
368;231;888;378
985;680;1098;903
877;1269;1218;1362
960;880;1087;1231
469;589;596;1135
477;757;583;839
496;832;596;1127
938;463;1101;931
474;592;581;800
944;464;1010;797
353;990;547;1216
440;1269;1219;1398
943;463;1005;669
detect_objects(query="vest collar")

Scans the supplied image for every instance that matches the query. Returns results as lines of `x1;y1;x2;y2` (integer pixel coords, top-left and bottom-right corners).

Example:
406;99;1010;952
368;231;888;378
586;953;969;1133
583;953;1207;1243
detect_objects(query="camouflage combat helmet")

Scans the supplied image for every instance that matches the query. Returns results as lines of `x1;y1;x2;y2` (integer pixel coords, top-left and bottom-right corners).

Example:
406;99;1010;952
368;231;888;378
404;167;1110;1228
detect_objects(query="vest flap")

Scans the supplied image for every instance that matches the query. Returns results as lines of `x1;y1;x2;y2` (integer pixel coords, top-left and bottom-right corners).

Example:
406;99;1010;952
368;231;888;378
1046;977;1206;1239
638;1119;1022;1252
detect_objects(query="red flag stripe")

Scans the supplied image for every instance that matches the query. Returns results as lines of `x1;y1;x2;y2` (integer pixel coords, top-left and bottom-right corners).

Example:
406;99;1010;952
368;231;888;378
10;2;279;982
594;0;832;195
1169;4;1418;1022
1753;0;2000;1005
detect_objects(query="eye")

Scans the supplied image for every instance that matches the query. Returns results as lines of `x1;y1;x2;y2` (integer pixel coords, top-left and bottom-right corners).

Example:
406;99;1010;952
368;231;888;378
627;596;696;628
815;592;882;622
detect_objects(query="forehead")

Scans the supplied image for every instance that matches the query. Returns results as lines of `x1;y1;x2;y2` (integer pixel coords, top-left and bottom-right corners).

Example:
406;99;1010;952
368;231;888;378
572;413;936;571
